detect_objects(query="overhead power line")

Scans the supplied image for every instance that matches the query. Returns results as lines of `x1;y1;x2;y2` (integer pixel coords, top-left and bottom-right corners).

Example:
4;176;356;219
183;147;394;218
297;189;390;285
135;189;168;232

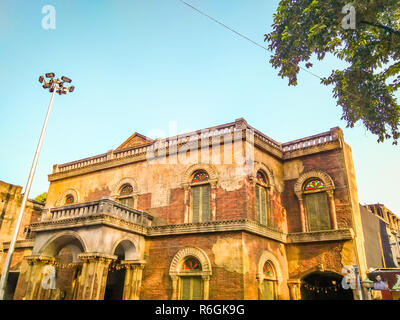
176;0;324;81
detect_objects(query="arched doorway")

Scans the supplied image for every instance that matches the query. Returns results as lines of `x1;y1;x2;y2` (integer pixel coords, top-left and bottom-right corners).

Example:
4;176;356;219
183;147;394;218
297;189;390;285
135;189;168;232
104;243;126;300
55;241;83;300
301;271;354;300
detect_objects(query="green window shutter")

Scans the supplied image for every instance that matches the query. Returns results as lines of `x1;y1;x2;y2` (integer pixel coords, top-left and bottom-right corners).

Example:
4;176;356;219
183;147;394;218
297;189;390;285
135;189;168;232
256;186;268;225
201;185;210;222
119;197;133;207
191;187;201;223
262;280;275;300
191;277;203;300
181;278;191;300
261;187;267;225
256;186;261;222
304;192;331;231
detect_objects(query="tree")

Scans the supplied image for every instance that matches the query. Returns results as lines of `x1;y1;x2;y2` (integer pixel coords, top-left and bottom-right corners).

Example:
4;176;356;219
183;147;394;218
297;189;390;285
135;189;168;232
34;192;47;204
265;0;400;144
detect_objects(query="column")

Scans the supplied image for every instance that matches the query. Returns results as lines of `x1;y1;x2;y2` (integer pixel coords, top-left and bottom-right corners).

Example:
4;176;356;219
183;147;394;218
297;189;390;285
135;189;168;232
75;253;116;300
287;280;301;300
183;186;190;223
171;275;179;300
210;182;217;221
298;198;307;232
202;275;210;300
23;255;57;300
121;260;146;300
327;191;338;230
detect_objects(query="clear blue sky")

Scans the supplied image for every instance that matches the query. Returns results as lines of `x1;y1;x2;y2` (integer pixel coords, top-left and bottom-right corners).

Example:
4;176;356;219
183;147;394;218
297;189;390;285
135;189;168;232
0;0;399;214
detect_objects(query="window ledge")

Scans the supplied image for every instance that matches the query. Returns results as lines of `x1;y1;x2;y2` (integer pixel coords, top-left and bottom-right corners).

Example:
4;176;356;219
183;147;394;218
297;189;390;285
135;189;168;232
287;228;354;243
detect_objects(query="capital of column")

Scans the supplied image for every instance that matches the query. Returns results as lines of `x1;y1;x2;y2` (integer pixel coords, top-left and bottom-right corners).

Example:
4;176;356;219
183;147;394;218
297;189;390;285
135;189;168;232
25;255;58;266
78;252;117;264
120;260;146;269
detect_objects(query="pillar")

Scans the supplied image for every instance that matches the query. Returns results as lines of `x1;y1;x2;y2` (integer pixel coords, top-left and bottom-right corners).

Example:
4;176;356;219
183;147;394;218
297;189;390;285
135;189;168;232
75;253;116;300
202;275;210;300
23;255;57;300
298;199;307;232
327;190;338;230
287;279;301;300
121;260;145;300
171;275;179;300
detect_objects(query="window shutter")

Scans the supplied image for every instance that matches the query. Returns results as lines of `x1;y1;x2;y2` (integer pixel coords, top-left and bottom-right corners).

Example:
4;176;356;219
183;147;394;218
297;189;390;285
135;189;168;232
191;187;201;223
181;278;191;300
201;185;210;222
119;197;133;207
261;187;267;225
192;277;203;300
305;192;331;231
262;280;275;300
256;186;261;222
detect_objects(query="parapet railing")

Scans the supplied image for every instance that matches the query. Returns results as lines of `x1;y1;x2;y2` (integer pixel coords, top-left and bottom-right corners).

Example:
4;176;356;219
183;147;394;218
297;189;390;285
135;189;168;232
53;122;241;174
281;129;337;153
39;198;153;227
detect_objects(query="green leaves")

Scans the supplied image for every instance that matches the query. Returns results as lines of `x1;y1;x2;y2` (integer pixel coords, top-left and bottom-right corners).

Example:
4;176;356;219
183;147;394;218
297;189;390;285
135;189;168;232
266;0;400;144
34;192;47;204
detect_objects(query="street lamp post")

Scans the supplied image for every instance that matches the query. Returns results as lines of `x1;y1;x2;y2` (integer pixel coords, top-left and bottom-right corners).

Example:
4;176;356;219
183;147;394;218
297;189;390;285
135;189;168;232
0;73;75;300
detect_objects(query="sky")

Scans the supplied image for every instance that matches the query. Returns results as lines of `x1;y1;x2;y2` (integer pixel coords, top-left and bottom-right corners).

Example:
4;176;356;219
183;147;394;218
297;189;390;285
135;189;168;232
0;0;399;214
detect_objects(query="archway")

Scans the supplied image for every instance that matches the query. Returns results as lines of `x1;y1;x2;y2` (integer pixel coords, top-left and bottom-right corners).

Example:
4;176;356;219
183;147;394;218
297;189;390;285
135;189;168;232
104;240;136;300
38;233;86;300
300;271;354;300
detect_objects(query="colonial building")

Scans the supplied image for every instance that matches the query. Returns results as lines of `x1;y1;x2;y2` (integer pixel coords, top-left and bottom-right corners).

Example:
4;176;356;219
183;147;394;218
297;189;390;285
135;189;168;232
0;180;43;299
9;118;370;300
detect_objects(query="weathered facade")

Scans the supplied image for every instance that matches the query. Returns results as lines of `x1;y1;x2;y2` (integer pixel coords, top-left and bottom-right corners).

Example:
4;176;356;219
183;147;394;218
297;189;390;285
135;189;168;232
0;180;43;299
7;118;371;300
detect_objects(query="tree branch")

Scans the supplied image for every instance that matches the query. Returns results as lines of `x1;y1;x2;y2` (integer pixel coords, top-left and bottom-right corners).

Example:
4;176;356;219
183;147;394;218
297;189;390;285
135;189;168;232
359;20;400;36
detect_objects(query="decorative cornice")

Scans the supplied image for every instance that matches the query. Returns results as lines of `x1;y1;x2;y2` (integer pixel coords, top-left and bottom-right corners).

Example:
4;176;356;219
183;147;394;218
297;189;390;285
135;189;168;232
286;228;354;243
30;214;149;235
148;219;287;243
29;213;354;244
2;240;35;250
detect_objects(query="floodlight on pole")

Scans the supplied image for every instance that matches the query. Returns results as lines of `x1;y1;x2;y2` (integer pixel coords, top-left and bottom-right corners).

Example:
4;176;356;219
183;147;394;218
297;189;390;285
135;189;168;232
0;73;75;300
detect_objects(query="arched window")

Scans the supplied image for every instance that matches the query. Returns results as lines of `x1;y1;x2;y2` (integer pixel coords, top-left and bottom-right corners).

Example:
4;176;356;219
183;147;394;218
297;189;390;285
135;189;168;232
179;257;203;300
190;171;210;223
119;184;134;207
255;170;269;226
261;261;277;300
303;178;331;231
65;194;75;205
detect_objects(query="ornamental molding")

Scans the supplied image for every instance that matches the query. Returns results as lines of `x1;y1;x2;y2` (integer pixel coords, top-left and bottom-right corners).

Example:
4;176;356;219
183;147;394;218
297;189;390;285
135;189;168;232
182;163;218;185
169;247;212;276
287;228;354;243
110;177;139;198
251;161;275;188
30;214;149;236
294;169;335;200
78;252;117;262
54;188;80;207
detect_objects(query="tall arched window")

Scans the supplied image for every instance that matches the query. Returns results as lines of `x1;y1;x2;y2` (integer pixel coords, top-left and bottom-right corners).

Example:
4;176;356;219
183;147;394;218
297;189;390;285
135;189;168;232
179;257;203;300
255;170;269;226
261;261;277;300
294;170;338;232
119;184;134;207
190;171;210;223
303;179;331;231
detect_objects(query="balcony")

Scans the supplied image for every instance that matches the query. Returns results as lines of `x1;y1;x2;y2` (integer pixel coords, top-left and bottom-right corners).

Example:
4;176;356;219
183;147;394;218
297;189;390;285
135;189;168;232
34;197;153;231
